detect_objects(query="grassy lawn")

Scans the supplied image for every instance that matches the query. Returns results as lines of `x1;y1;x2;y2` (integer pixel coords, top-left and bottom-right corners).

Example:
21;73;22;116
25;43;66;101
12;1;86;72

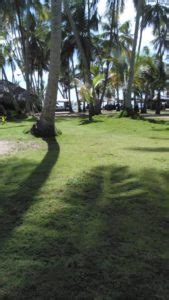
0;116;169;299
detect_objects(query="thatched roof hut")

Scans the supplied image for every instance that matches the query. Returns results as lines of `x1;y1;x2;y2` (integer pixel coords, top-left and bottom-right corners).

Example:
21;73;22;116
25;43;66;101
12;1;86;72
0;80;38;114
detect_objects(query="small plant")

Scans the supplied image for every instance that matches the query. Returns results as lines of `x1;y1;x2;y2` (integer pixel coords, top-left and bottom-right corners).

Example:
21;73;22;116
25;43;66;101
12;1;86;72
1;116;7;125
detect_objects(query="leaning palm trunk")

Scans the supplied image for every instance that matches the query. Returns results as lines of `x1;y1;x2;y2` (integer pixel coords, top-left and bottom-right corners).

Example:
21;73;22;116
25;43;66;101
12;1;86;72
25;0;31;113
25;37;31;113
2;66;7;81
14;0;31;113
31;0;62;137
99;1;116;110
125;1;143;111
137;14;145;60
156;90;161;115
63;0;90;84
64;0;94;119
71;58;81;112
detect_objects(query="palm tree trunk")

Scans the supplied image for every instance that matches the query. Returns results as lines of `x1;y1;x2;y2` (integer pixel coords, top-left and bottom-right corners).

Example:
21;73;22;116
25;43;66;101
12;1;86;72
99;1;116;109
25;0;32;113
2;66;8;81
156;90;161;115
83;100;86;112
68;81;73;112
58;85;65;99
137;16;144;60
116;86;119;101
144;92;148;113
64;0;90;84
67;62;73;112
11;61;15;83
14;0;31;112
125;0;142;112
64;0;94;119
75;86;81;112
71;57;81;112
31;0;62;137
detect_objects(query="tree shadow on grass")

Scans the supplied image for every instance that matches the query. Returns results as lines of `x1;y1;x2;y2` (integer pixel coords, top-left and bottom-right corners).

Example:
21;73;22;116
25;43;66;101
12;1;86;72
6;116;38;124
80;119;103;125
153;128;169;132
150;137;169;141
0;138;60;246
0;124;28;130
127;147;169;153
139;115;169;124
0;164;168;299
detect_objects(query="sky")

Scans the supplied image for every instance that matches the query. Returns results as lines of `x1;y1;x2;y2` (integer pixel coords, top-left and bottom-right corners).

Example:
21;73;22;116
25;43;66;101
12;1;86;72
6;0;155;98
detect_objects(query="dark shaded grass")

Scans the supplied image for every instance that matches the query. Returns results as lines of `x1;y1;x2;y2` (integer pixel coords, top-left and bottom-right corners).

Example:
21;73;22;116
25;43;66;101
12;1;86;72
0;162;168;299
0;139;59;244
0;125;27;130
150;137;169;141
80;120;104;125
153;128;169;132
142;118;169;125
128;147;169;153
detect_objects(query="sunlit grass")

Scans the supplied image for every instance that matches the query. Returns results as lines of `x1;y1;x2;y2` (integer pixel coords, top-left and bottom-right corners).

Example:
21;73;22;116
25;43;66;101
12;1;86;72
0;115;169;299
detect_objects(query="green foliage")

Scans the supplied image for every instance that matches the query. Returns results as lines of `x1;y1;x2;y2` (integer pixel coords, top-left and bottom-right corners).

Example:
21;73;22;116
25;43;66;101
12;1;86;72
79;83;93;103
0;116;7;124
118;109;141;119
93;73;105;88
75;73;104;104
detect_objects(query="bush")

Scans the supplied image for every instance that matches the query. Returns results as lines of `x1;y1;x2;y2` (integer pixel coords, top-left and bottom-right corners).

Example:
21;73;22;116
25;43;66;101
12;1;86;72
118;108;141;119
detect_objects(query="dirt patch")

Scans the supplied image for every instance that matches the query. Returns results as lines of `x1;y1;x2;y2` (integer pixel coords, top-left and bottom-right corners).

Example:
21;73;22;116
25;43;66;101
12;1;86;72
0;140;41;156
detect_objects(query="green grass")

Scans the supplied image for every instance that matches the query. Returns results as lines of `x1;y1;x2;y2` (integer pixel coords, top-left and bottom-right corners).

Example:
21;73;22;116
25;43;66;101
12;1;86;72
0;116;169;299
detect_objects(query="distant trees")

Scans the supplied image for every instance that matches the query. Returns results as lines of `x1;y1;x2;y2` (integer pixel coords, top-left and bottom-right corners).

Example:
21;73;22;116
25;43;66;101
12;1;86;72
124;0;169;115
151;3;169;114
1;0;169;135
1;0;50;105
133;47;165;112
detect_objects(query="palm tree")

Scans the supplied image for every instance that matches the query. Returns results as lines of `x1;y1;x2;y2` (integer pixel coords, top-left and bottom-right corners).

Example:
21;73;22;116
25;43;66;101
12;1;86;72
1;0;47;111
63;0;91;85
31;0;62;137
133;49;158;112
93;19;132;109
63;0;100;119
137;2;169;58
150;3;169;114
125;0;145;114
99;0;125;111
63;0;94;119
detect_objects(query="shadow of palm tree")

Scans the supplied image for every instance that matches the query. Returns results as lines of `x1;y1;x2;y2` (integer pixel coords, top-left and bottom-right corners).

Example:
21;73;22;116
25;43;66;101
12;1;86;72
142;118;169;125
153;128;169;132
80;119;103;125
0;125;27;130
0;138;60;246
0;165;168;299
150;137;169;141
127;147;169;153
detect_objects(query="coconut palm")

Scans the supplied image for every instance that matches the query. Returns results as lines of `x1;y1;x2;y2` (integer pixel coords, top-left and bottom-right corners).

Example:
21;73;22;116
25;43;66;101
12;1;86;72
149;3;169;114
99;0;125;110
133;48;162;112
31;0;62;137
1;0;47;110
94;19;132;108
63;0;101;118
125;0;145;114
